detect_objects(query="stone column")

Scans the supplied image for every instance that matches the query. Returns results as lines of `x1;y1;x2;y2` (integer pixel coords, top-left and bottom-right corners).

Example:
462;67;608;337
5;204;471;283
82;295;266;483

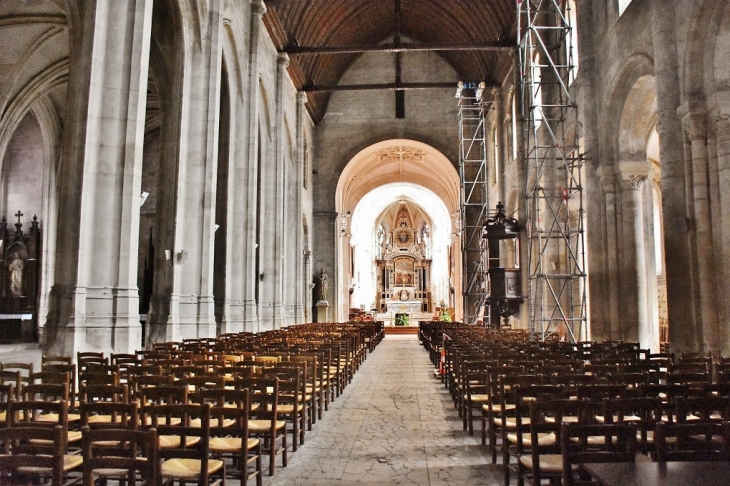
243;0;265;331
512;53;529;330
294;92;308;323
163;2;222;341
494;87;506;204
576;0;611;339
44;0;153;356
713;111;730;356
651;0;697;353
683;113;719;354
617;163;650;345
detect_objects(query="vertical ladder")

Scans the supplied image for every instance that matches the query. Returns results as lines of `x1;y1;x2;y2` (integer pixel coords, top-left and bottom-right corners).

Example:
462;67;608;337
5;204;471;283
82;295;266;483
458;84;489;326
517;0;587;341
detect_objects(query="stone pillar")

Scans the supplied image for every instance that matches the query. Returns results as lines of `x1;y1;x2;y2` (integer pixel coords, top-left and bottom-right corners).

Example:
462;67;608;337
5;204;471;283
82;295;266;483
44;0;153;356
602;178;622;340
162;2;222;341
683;113;719;355
494;87;506;205
576;0;611;340
512;54;529;330
713;111;730;356
617;164;650;345
243;0;265;331
651;0;697;353
294;92;308;323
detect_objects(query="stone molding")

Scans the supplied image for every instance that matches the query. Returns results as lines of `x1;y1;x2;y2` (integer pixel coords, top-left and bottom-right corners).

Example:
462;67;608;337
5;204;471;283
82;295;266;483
251;0;266;17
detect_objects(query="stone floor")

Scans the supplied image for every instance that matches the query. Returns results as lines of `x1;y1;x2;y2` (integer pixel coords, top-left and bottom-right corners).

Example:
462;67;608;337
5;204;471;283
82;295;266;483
0;336;506;485
265;335;504;485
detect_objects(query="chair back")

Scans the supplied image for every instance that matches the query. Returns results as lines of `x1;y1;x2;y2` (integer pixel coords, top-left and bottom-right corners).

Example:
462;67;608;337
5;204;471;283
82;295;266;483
0;425;66;486
81;425;158;486
655;421;730;461
561;422;637;486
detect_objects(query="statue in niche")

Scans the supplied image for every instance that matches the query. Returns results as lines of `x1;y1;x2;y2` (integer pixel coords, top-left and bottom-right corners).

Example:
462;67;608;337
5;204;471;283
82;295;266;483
421;224;431;258
318;269;328;301
8;255;24;297
399;289;409;301
376;225;385;258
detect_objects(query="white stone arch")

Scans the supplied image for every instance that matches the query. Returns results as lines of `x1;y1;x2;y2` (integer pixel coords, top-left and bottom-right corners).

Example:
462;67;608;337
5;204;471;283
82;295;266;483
608;57;662;351
335;139;461;322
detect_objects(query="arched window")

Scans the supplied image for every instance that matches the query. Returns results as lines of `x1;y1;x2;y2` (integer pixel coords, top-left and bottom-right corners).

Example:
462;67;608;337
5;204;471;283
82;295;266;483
568;0;579;86
618;0;633;16
492;129;499;185
511;94;517;161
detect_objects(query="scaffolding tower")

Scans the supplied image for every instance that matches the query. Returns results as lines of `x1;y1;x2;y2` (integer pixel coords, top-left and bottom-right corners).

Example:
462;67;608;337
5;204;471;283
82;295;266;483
457;83;489;326
517;0;587;341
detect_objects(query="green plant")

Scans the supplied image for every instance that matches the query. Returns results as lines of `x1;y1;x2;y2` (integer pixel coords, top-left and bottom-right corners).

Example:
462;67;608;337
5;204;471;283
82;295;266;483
395;314;409;326
439;308;452;322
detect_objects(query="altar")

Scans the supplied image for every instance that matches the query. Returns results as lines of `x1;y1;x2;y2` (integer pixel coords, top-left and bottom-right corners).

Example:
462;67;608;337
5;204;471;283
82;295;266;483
386;300;422;314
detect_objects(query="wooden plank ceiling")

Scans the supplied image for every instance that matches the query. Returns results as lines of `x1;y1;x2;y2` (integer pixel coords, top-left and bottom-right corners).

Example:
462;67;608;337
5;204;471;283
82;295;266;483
263;0;516;123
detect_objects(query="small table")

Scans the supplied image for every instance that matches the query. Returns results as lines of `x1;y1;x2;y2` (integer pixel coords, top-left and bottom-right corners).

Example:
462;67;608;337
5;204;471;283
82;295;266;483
583;461;730;486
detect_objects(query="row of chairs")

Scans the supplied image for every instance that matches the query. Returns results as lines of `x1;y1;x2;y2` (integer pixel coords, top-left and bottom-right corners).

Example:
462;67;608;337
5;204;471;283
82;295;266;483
419;322;730;486
0;321;385;485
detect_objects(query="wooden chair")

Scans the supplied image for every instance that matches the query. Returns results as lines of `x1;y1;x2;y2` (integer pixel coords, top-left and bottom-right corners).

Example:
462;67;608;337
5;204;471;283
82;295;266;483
0;362;33;387
81;425;158;486
503;384;564;486
0;383;14;426
200;388;263;486
0;370;21;400
7;398;82;448
520;399;590;485
654;421;730;461
80;400;139;431
0;425;81;486
145;403;225;485
235;377;287;476
561;422;638;486
601;396;662;455
265;365;306;451
42;355;72;367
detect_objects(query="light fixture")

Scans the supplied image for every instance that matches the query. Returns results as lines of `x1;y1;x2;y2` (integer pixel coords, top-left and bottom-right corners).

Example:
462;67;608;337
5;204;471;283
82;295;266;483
165;249;172;265
140;191;149;207
454;81;464;98
476;81;486;100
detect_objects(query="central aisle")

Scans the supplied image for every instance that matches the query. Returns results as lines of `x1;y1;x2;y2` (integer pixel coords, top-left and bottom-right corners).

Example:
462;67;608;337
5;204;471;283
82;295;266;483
267;335;503;485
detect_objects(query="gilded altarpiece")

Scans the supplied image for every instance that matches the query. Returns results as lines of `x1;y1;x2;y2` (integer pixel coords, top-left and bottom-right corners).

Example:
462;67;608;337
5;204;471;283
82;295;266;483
375;209;431;313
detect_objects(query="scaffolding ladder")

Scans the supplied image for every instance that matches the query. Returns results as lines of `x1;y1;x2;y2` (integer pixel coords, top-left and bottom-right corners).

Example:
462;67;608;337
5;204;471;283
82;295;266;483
517;0;587;341
457;84;489;326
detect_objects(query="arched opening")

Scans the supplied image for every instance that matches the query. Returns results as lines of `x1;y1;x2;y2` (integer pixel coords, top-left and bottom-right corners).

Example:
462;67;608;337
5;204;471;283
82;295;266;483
616;73;662;351
335;139;461;323
349;184;452;325
143;0;185;344
213;59;231;333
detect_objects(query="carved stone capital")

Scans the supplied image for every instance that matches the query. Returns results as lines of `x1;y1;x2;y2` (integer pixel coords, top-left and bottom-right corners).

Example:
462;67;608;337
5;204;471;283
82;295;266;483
251;0;266;17
277;52;290;68
297;91;308;105
682;112;707;141
617;160;650;190
621;174;648;190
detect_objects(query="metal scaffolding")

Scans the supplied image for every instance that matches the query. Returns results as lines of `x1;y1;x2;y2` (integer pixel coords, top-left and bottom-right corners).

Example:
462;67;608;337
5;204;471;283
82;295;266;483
517;0;587;341
457;83;489;325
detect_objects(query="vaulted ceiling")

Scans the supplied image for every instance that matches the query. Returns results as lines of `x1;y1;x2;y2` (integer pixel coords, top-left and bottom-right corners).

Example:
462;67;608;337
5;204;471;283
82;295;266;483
263;0;516;122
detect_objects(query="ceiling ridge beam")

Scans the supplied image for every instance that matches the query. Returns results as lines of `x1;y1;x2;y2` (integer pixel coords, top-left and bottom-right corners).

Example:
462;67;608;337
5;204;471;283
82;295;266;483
284;41;514;55
303;82;496;93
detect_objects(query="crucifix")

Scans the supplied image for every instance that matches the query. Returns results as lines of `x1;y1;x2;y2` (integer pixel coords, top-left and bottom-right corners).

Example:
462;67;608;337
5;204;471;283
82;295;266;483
14;210;23;233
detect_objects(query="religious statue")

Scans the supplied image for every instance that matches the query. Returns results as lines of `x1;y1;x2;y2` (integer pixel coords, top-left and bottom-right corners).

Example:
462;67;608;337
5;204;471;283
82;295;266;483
376;225;385;258
318;269;328;301
8;255;23;297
